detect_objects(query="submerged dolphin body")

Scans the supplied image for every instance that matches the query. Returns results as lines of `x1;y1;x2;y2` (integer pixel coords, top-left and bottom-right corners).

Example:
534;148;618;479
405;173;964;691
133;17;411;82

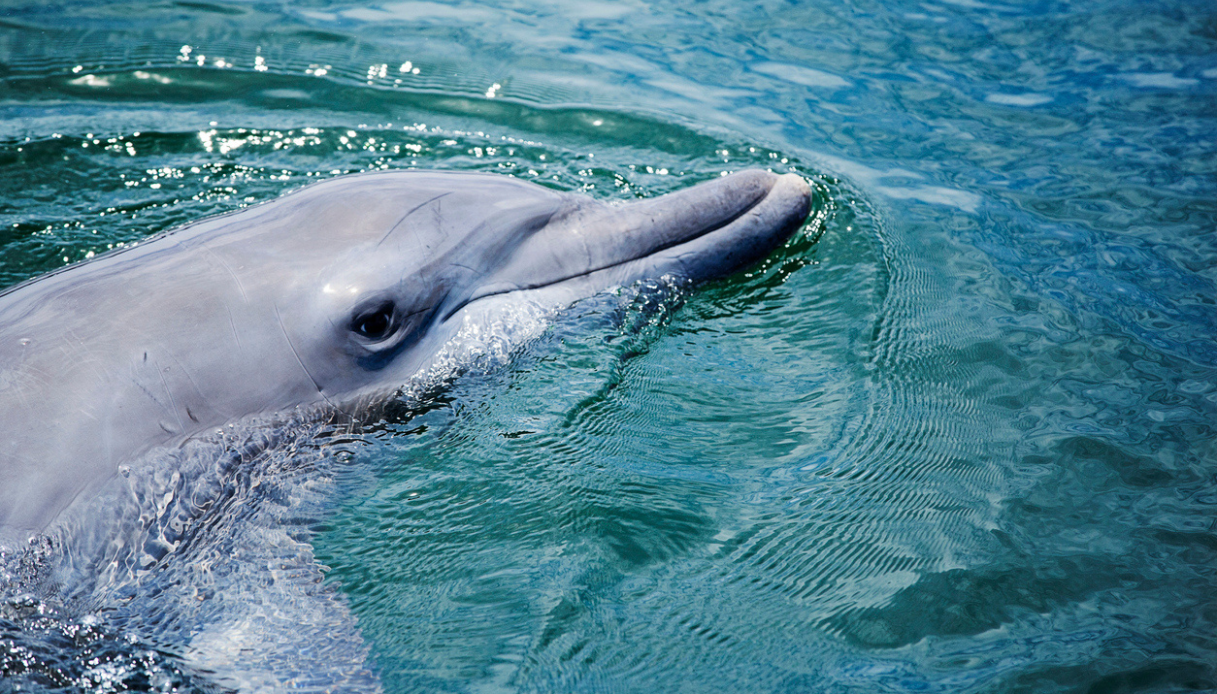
0;169;811;540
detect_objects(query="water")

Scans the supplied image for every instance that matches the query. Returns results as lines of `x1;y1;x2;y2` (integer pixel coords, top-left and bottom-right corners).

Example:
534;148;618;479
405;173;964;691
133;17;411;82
1;0;1215;691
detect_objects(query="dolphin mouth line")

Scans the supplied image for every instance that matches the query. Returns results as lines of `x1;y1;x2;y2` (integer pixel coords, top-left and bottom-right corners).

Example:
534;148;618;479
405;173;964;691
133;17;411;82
441;185;776;322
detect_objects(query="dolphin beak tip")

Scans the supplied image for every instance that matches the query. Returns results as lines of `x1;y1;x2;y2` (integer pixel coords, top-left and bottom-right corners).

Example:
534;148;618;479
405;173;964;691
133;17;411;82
774;172;813;216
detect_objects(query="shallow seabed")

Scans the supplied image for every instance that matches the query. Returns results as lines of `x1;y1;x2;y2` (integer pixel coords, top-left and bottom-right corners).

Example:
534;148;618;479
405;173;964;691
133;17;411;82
1;0;1215;692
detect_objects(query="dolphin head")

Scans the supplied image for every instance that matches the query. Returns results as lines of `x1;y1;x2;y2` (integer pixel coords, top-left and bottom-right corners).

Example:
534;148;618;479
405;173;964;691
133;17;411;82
0;168;810;534
264;169;813;403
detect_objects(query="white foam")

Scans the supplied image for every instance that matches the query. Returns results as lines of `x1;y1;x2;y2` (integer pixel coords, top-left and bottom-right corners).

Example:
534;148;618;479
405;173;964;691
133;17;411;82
1121;72;1199;89
985;93;1053;107
400;297;558;401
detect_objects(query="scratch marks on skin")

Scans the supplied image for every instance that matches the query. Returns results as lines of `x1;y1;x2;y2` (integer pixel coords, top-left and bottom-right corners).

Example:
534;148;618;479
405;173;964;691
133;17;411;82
130;351;183;431
377;192;451;248
163;348;217;423
52;328;109;424
226;307;243;351
274;304;334;407
1;339;48;412
202;246;247;350
448;262;481;286
155;355;187;435
202;245;249;303
132;376;173;435
568;207;595;277
131;352;166;411
60;328;108;383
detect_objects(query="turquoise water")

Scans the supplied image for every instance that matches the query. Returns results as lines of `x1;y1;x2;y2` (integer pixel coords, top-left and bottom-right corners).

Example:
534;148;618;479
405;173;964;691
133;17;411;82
2;0;1216;692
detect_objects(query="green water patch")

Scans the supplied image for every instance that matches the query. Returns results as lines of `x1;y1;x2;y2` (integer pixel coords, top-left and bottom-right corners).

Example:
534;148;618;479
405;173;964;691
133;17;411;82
0;62;895;692
2;67;719;156
308;170;888;690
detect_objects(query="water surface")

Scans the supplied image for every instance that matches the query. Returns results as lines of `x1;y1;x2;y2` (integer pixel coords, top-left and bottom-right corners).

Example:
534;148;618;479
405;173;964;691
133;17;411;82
1;0;1215;692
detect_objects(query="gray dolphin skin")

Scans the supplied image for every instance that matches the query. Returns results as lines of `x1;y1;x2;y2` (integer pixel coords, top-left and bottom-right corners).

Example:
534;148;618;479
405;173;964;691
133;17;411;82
0;169;812;541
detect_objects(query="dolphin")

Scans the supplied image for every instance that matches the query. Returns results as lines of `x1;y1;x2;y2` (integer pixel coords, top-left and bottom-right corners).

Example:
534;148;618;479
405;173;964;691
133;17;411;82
0;169;812;542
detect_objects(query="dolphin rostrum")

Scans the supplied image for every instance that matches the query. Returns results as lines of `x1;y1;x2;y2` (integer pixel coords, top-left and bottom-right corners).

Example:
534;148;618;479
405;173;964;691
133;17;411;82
0;169;811;541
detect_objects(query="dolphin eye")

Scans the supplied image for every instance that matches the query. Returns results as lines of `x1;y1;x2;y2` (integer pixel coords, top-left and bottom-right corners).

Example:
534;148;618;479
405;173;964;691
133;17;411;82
351;302;396;341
